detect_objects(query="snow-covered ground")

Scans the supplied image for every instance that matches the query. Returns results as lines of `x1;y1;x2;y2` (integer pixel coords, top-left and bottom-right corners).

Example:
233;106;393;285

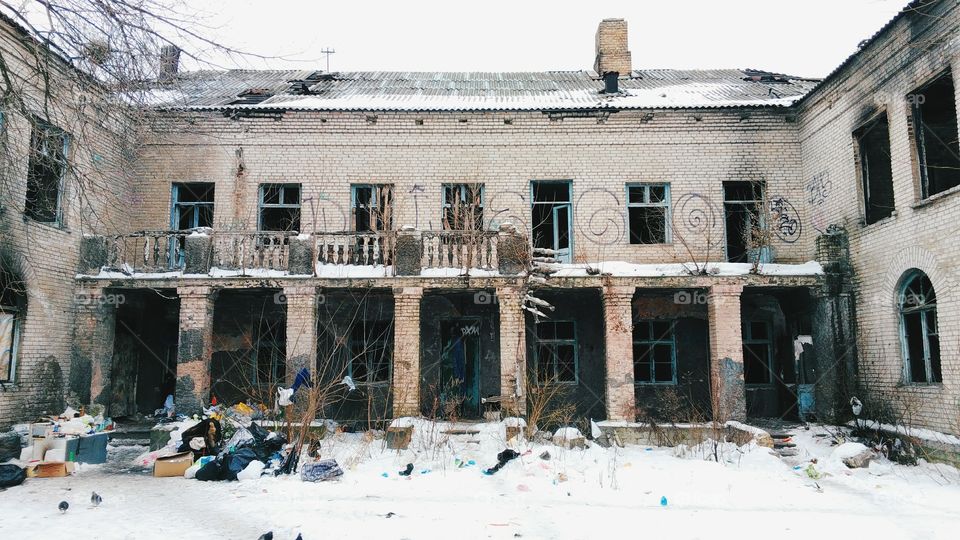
2;422;958;540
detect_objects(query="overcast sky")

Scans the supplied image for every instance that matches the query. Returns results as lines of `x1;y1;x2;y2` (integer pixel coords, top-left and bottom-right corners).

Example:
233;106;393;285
181;0;909;77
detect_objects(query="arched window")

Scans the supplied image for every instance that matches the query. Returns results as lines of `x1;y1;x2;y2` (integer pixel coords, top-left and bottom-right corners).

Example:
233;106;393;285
899;270;942;383
0;267;26;384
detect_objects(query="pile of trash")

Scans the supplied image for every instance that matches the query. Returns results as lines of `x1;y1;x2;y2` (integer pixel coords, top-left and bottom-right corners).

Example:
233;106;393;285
140;370;342;483
0;405;116;486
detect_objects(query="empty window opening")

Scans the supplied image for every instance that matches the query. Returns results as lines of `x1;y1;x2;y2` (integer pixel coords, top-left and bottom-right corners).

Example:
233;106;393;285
531;181;572;263
351;184;394;232
349;320;393;385
743;320;774;385
0;270;25;384
442;183;484;230
899;270;941;384
855;114;895;224
633;320;676;384
534;320;578;383
627;184;670;244
723;181;765;263
438;318;482;417
172;182;215;230
25;119;69;224
259;183;301;232
909;70;960;198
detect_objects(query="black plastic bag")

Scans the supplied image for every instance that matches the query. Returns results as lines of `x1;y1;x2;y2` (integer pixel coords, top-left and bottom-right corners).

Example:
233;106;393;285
177;419;223;460
0;464;26;488
0;432;21;463
226;448;258;481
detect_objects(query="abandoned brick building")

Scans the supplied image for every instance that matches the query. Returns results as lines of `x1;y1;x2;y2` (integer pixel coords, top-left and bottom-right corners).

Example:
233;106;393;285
1;1;959;434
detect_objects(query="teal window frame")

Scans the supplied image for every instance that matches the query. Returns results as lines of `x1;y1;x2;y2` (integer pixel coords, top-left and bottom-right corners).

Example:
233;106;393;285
533;320;578;384
632;320;677;384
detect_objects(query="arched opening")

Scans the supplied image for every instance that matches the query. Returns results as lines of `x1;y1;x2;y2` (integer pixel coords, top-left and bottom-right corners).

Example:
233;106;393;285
899;269;942;383
0;255;27;384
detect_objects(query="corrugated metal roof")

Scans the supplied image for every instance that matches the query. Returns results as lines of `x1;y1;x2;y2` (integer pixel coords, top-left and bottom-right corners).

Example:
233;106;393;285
149;69;820;112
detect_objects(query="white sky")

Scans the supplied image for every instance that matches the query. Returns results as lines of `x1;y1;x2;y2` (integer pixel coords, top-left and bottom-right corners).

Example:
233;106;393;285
181;0;910;78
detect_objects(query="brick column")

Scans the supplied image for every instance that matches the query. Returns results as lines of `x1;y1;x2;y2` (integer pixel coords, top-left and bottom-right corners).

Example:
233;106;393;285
497;286;526;415
602;286;636;421
283;285;318;384
72;286;117;408
175;286;216;415
707;284;746;421
392;287;423;417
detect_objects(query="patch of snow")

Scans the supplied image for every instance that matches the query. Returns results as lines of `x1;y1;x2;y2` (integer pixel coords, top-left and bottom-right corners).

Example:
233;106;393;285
419;267;500;278
502;417;527;429
314;263;392;278
552;261;823;278
850;420;960;447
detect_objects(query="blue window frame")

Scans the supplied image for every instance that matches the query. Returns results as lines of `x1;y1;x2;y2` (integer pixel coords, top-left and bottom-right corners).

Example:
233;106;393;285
258;183;301;232
530;180;573;263
633;320;676;384
626;183;670;244
0;305;21;383
898;270;941;384
442;183;484;230
534;320;578;383
171;183;215;230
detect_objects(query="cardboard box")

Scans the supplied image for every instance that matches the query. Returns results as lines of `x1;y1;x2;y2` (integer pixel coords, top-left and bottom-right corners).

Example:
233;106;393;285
34;462;68;478
154;451;194;477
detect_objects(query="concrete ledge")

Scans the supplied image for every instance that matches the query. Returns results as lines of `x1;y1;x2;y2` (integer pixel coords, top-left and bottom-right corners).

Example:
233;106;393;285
596;420;773;448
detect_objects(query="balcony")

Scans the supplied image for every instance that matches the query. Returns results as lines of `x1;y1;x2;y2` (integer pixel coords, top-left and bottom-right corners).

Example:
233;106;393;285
78;226;528;278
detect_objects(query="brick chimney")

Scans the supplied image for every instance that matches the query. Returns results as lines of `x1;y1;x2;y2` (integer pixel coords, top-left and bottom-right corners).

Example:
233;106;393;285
159;45;181;79
594;18;632;77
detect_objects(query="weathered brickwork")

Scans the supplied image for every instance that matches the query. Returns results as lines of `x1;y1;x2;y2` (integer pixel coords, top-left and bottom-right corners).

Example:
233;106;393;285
496;286;525;414
175;286;216;414
707;284;746;421
283;285;318;385
0;18;135;428
796;0;960;433
392;287;423;417
602;286;636;420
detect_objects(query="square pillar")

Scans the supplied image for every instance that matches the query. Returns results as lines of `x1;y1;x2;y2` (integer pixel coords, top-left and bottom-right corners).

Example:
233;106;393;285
72;286;117;408
176;285;216;415
392;287;423;417
602;286;636;421
497;286;526;415
283;285;318;384
707;284;746;421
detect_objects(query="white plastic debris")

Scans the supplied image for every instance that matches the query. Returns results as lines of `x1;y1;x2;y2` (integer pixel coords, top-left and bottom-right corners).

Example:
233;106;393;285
237;460;265;481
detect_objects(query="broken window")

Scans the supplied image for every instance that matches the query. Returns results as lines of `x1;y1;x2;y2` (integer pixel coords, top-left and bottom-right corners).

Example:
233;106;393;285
258;183;301;232
742;320;774;385
534;320;577;383
442;183;484;230
908;70;960;198
723;181;765;263
627;184;670;244
172;183;215;229
854;114;895;224
531;181;572;263
899;270;941;384
24;119;69;224
351;184;394;232
633;320;676;384
349;320;393;384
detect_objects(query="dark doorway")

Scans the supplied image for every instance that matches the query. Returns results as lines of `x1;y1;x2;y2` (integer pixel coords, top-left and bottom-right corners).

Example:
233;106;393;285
439;318;482;418
210;289;287;406
110;290;179;417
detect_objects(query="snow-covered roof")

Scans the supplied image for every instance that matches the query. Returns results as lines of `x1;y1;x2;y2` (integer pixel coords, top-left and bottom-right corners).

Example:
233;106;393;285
147;69;820;112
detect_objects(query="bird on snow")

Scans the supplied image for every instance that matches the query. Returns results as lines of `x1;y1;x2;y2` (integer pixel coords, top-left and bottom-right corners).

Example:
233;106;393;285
91;492;102;507
257;532;273;540
58;501;69;513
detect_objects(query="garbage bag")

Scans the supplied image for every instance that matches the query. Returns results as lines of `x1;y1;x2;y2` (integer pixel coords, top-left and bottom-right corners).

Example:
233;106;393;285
0;464;26;488
226;447;259;481
301;459;343;482
0;432;21;463
196;455;228;482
